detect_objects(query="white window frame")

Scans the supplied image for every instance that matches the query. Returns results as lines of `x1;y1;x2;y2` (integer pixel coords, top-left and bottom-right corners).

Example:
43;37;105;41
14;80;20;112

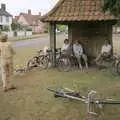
0;16;3;23
6;16;9;23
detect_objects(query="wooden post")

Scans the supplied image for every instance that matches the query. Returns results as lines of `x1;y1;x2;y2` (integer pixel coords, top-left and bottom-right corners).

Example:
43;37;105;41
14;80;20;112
108;25;113;54
68;23;73;43
49;22;56;67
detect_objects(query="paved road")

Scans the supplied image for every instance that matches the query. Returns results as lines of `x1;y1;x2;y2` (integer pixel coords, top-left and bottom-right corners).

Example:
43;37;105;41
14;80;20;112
13;33;66;48
13;35;49;48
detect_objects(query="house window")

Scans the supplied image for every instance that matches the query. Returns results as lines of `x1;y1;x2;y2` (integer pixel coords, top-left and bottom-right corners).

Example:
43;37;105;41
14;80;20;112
0;16;3;22
6;17;9;22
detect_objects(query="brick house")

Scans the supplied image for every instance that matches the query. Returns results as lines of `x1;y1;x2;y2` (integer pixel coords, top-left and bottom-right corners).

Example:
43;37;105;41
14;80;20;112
15;10;45;33
41;0;117;63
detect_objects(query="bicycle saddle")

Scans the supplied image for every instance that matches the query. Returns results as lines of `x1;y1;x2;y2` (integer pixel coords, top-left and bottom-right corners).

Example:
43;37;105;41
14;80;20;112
37;50;43;53
46;49;52;53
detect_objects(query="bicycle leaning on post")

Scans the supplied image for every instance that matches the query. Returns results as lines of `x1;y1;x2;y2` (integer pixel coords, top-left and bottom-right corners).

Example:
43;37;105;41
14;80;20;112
38;48;72;72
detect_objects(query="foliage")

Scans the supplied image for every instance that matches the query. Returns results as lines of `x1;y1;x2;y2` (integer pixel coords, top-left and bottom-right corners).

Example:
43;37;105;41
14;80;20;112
56;25;67;32
11;22;23;31
2;25;10;31
26;27;32;31
102;0;120;17
44;23;49;33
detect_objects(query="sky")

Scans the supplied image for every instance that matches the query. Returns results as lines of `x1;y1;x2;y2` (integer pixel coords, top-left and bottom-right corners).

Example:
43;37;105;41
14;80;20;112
0;0;58;16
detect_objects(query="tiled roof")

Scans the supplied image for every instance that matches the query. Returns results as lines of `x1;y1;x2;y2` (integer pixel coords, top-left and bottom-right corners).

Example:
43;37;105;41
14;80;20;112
41;0;117;22
15;13;41;26
0;9;12;17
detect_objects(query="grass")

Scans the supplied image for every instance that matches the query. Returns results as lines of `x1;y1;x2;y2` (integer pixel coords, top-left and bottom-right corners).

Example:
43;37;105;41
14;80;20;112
0;34;120;120
0;69;120;120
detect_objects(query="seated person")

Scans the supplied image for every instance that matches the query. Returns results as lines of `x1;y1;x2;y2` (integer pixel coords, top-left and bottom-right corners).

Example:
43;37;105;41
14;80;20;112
73;40;88;69
73;40;83;57
61;39;70;55
94;40;112;62
43;46;49;55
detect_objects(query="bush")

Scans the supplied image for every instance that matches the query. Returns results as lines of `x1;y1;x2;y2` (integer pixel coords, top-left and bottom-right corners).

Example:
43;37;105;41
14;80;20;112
26;28;32;31
2;26;10;31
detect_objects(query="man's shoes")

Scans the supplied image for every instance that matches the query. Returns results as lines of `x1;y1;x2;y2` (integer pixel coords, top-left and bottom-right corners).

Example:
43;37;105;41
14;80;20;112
3;87;8;92
3;85;16;92
9;85;16;90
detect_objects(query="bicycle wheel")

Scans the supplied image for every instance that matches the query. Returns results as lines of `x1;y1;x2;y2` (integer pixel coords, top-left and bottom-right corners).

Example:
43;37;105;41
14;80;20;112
57;56;71;72
117;61;120;75
37;55;49;70
110;60;117;75
26;57;38;71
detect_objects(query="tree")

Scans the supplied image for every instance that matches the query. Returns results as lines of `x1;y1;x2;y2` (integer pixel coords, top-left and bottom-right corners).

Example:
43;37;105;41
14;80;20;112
44;23;49;33
56;25;67;32
102;0;120;17
2;26;10;31
11;22;23;31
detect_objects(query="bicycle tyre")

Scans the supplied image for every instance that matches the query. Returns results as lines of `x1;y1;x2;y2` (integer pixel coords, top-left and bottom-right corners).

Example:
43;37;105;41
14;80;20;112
110;60;118;75
117;61;120;75
26;56;38;71
37;55;49;70
57;56;71;72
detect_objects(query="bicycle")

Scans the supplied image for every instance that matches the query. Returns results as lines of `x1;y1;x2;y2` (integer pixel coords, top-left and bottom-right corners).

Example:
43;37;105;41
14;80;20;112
26;50;48;71
116;57;120;74
95;54;120;75
36;48;72;72
47;87;120;119
57;52;88;72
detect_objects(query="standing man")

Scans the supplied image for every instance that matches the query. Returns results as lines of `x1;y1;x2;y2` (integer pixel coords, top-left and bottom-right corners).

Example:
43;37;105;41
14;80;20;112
0;34;16;92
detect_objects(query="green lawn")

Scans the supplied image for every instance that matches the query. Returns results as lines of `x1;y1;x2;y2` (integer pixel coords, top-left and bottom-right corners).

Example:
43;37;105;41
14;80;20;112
0;68;120;120
0;35;120;120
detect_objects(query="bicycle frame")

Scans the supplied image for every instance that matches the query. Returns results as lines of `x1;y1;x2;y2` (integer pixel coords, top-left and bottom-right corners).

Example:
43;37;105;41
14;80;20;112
47;87;120;116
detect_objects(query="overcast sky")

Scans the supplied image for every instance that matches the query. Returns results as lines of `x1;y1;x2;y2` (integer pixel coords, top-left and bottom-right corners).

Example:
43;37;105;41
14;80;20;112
0;0;58;16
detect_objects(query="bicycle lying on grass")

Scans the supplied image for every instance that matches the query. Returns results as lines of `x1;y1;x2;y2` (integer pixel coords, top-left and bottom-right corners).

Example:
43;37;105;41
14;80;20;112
14;50;48;74
47;87;120;119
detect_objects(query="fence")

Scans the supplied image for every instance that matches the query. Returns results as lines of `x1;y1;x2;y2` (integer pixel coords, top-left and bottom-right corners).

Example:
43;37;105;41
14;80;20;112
2;31;32;37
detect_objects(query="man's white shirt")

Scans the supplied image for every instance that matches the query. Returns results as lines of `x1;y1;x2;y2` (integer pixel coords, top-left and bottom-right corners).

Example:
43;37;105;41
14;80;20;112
62;44;70;51
73;43;83;56
101;44;112;54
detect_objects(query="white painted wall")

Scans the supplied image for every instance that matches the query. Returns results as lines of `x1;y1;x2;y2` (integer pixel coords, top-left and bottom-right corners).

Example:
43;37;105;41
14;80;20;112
0;15;12;26
2;31;32;37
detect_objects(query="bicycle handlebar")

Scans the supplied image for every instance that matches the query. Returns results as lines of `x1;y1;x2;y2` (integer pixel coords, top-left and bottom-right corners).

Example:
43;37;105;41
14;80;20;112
47;87;120;116
37;50;43;53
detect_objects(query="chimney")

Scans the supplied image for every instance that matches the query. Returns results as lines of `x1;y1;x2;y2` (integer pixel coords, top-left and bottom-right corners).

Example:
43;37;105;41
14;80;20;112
1;4;6;11
28;9;31;15
39;12;41;16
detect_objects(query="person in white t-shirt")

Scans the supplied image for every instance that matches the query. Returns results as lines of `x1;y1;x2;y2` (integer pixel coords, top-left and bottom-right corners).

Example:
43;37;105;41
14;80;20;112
95;40;112;62
73;40;88;69
61;39;70;55
73;40;83;57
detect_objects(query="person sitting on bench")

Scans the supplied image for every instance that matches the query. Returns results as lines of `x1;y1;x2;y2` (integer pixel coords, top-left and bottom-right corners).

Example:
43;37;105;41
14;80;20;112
73;40;88;69
61;39;71;55
94;39;112;63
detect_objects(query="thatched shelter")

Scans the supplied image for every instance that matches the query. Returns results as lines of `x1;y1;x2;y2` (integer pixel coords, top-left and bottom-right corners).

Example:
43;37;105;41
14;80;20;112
41;0;117;65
